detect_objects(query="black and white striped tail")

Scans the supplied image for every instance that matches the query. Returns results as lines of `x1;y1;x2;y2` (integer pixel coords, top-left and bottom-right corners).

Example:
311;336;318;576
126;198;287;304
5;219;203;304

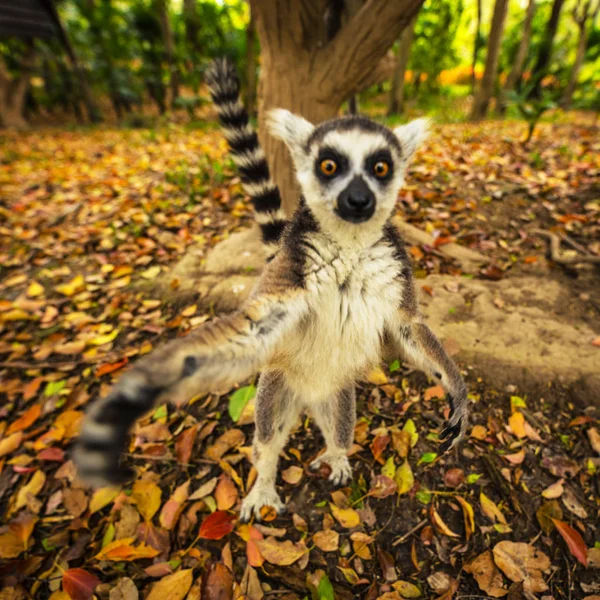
206;59;288;248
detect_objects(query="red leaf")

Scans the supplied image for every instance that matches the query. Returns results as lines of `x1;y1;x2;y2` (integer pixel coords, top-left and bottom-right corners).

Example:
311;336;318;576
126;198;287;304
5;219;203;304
370;434;390;465
198;511;235;540
37;447;65;462
552;519;588;566
62;568;100;600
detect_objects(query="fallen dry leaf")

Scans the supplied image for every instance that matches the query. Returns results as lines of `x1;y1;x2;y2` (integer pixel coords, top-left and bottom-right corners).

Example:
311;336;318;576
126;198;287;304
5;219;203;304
492;541;550;593
465;551;507;597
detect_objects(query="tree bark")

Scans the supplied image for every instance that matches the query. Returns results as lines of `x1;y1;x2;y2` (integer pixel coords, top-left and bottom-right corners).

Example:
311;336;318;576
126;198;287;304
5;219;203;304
471;0;482;95
156;0;180;106
183;0;201;57
250;0;424;213
528;0;565;99
505;0;536;93
471;0;509;121
0;44;36;129
245;10;257;115
561;0;599;108
388;14;417;115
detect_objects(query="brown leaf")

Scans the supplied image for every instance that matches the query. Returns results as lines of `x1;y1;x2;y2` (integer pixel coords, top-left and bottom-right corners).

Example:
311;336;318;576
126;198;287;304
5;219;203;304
541;455;580;478
312;529;339;552
159;481;190;530
587;427;600;454
202;563;233;600
215;475;238;511
492;541;550;594
561;487;588;519
369;475;397;499
465;551;508;597
108;577;138;600
536;500;562;535
205;429;245;461
552;519;588;567
63;488;88;518
175;425;199;465
424;385;445;401
0;432;23;458
255;537;307;566
443;468;465;488
480;492;506;524
371;434;390;464
378;546;397;582
281;465;303;485
146;569;193;600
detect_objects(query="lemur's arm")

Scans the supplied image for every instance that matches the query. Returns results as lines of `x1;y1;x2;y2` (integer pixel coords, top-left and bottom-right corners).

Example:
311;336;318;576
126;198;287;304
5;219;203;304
383;222;468;451
389;318;468;451
74;253;309;487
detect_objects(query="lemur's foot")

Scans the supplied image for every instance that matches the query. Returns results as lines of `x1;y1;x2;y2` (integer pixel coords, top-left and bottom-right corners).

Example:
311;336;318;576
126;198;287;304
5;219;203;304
439;410;468;453
240;483;286;523
311;453;352;486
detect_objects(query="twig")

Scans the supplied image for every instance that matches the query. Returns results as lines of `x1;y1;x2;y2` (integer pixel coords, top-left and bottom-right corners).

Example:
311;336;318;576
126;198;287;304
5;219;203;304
531;229;600;265
392;518;427;546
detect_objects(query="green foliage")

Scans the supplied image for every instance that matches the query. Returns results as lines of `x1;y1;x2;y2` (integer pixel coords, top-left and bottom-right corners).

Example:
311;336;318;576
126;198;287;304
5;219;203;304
228;385;256;422
409;0;465;92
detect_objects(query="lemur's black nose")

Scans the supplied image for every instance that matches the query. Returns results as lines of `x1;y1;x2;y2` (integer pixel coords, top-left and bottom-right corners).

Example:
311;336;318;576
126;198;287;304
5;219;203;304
337;176;376;223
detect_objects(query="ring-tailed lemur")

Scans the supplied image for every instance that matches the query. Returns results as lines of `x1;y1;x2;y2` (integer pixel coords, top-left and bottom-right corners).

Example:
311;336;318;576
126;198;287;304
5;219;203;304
74;60;468;522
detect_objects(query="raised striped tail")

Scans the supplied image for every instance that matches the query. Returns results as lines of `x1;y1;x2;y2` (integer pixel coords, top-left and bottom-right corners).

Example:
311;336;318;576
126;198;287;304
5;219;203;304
206;58;288;248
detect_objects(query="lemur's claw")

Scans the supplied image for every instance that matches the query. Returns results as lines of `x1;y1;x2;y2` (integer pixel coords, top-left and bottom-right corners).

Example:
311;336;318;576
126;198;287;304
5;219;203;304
439;416;466;453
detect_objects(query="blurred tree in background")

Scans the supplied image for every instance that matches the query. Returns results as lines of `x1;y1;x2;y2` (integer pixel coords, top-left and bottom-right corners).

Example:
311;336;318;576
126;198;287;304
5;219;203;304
0;0;598;132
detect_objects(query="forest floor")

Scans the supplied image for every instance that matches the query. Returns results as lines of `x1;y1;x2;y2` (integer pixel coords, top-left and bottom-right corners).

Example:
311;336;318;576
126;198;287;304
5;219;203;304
0;113;599;600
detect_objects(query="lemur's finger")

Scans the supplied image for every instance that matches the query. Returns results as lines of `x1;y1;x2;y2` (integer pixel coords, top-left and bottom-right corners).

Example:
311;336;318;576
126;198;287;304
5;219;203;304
74;372;160;487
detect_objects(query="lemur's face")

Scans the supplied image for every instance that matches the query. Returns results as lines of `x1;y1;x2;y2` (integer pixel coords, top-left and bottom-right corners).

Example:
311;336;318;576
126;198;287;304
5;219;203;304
268;111;428;240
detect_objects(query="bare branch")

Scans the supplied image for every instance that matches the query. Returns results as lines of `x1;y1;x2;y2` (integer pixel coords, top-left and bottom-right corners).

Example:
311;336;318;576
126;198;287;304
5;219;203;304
315;0;424;103
531;229;600;265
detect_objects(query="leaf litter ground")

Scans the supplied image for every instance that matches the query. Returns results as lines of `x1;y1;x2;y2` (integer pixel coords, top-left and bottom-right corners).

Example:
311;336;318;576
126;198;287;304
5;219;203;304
0;116;598;599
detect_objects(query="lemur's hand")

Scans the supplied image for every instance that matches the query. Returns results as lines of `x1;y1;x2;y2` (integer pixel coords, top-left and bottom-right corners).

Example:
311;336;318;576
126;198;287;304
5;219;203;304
438;390;469;453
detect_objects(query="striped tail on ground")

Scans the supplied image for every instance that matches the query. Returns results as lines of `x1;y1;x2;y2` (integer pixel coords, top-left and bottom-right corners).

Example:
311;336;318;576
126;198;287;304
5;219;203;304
206;59;288;250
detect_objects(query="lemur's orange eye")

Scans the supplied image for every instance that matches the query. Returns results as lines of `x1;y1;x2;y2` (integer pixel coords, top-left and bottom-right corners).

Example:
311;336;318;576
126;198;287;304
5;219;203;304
320;159;337;176
373;161;390;178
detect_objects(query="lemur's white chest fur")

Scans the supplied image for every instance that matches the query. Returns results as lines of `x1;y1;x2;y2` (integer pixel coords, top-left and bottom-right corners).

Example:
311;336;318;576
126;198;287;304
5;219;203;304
269;233;402;403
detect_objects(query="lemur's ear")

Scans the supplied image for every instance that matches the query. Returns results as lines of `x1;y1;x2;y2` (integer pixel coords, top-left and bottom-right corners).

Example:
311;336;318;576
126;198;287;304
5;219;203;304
267;109;315;159
393;118;430;163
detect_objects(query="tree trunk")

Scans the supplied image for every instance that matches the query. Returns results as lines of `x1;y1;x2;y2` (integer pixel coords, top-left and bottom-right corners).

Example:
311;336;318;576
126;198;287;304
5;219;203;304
471;0;509;121
528;0;565;99
0;45;36;129
504;0;536;94
156;0;180;106
388;14;417;115
183;0;201;57
251;0;425;213
245;10;257;115
561;0;599;108
471;0;482;95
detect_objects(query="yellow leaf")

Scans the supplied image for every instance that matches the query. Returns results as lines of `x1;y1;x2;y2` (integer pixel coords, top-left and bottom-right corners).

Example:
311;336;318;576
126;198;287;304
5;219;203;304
0;530;27;559
147;569;194;600
55;275;85;296
89;487;120;515
393;581;422;598
367;367;388;385
87;329;119;346
395;460;414;495
27;281;44;297
0;432;23;458
94;537;159;562
480;492;507;524
15;470;46;512
0;309;34;322
456;496;475;541
330;503;360;528
430;504;460;538
181;304;197;317
132;480;162;522
142;265;162;280
471;425;488;440
508;412;526;438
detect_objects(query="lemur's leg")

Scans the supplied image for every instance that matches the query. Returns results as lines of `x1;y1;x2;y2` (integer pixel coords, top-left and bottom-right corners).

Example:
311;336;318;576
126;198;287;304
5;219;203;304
309;387;356;485
240;371;300;522
398;322;468;451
